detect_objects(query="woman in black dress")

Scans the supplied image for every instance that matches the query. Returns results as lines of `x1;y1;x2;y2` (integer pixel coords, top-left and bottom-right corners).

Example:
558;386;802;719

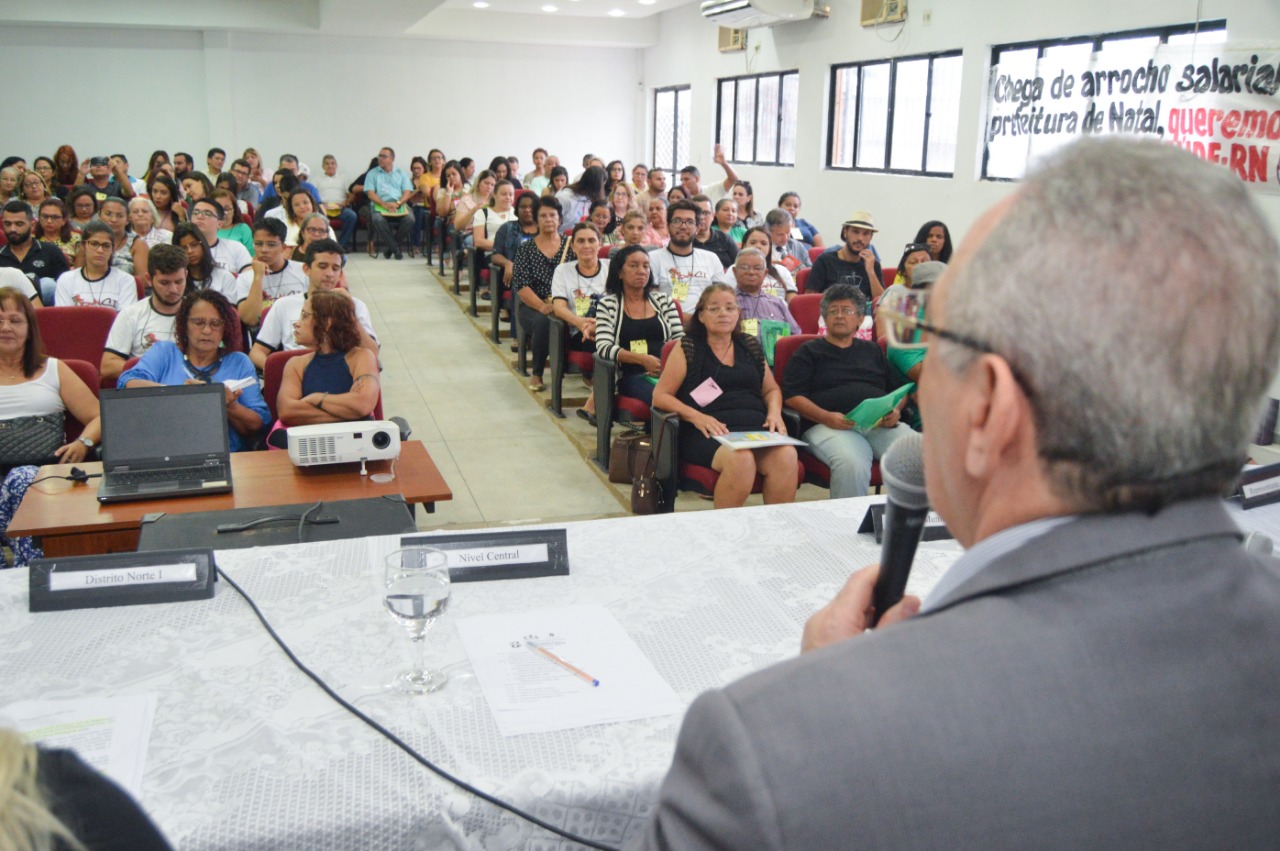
653;282;797;509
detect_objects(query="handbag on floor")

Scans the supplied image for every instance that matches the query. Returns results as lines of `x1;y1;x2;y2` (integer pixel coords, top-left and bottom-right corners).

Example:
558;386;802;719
0;412;65;467
608;432;652;484
630;422;667;515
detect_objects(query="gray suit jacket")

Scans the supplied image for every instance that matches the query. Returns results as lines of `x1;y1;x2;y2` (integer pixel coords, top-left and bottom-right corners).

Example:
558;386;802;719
630;499;1280;850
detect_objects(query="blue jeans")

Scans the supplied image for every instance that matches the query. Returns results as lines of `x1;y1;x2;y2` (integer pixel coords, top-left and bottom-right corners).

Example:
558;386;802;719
803;423;911;499
618;372;655;406
331;207;357;251
410;205;428;248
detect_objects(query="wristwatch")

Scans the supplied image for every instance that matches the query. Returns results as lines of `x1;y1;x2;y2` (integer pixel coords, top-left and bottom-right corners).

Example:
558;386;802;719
78;436;95;448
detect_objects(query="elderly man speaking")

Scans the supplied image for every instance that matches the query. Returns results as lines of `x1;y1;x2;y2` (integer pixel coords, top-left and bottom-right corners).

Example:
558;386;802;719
630;138;1280;850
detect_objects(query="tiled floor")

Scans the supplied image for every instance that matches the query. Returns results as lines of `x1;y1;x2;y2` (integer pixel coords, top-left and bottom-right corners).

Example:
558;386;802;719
343;251;835;531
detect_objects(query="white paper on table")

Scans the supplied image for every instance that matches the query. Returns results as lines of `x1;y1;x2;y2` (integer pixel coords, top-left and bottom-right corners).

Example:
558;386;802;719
0;694;157;798
457;604;684;736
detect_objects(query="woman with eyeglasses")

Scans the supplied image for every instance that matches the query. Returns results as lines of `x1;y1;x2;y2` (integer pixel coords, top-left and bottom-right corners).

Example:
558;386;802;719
119;289;265;451
92;197;148;280
0;287;102;567
32;157;67;200
34;199;80;266
652;282;798;509
19;171;51;215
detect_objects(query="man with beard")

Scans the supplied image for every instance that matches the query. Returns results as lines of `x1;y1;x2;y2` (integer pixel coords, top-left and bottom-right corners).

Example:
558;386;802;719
806;211;883;299
0;200;68;305
649;199;727;314
691;194;738;270
100;244;189;385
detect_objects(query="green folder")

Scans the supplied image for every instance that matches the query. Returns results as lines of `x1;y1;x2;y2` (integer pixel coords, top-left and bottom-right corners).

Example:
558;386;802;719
760;320;791;366
845;382;915;430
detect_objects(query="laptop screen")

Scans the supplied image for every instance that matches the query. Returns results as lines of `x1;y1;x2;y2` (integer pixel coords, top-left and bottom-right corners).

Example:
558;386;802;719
101;384;231;466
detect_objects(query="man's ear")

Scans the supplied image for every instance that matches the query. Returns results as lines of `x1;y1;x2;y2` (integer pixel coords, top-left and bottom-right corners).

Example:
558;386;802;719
963;354;1027;480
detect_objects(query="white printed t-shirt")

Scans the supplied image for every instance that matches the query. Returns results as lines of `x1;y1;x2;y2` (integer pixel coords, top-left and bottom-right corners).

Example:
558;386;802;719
208;237;253;276
550;260;610;317
255;291;377;353
649;246;727;314
53;268;138;311
103;299;179;359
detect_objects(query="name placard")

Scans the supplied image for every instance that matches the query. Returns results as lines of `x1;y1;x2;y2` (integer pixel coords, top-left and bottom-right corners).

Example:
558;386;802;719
1237;462;1280;510
29;549;216;612
400;530;568;583
858;504;953;544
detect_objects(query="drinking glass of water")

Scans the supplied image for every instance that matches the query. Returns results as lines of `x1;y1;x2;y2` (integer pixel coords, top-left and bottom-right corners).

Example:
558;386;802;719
383;547;451;694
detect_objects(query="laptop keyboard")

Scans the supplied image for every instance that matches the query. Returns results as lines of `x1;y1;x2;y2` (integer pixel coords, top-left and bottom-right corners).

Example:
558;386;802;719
113;465;227;485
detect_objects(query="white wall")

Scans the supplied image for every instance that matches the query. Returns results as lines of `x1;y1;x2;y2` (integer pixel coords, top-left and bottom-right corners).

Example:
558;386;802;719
641;0;1280;250
0;25;644;185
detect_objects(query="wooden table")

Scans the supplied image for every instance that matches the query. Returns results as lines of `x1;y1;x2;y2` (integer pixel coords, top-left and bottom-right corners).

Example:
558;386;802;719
8;441;452;557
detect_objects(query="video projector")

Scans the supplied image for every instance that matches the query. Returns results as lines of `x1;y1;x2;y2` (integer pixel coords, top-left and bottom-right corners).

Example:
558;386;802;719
287;421;401;466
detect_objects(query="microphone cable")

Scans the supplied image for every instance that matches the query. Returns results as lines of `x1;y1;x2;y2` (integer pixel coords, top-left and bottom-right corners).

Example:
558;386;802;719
214;563;620;851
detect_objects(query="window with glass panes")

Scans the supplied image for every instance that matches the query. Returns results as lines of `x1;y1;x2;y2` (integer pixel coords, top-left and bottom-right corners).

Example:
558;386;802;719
717;71;799;166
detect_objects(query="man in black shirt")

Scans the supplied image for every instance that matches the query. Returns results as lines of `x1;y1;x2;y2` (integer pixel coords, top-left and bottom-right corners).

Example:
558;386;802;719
781;282;910;498
691;194;738;270
76;155;134;202
0;200;69;305
806;210;883;299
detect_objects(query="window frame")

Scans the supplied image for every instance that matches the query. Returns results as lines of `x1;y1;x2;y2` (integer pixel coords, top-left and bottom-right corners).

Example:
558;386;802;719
826;49;963;177
981;20;1227;181
652;84;691;174
715;70;800;167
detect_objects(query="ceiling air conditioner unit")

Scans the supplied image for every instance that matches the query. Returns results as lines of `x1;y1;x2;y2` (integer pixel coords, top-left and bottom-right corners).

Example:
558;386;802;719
701;0;815;29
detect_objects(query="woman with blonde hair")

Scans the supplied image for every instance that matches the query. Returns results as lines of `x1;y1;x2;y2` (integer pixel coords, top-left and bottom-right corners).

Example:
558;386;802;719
241;147;270;194
0;728;172;849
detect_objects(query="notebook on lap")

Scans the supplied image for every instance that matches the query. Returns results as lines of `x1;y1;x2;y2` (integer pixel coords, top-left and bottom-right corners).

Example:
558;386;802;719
97;384;234;504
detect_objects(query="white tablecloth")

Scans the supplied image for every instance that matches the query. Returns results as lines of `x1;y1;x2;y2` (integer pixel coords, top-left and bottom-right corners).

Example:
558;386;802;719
3;496;1272;849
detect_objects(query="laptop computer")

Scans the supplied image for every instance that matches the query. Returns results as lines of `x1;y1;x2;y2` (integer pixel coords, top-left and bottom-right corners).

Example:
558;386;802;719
97;383;234;504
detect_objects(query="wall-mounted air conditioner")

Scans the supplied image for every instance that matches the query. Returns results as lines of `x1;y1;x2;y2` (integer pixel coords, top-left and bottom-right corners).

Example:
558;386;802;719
700;0;821;29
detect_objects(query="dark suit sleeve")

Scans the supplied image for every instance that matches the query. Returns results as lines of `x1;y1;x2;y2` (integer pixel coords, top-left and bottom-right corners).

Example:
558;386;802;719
38;748;173;850
630;690;783;851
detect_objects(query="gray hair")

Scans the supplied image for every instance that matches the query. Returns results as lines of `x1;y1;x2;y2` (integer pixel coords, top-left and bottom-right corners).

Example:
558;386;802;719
734;247;768;268
764;208;793;229
127;195;161;230
940;137;1280;512
819;283;866;319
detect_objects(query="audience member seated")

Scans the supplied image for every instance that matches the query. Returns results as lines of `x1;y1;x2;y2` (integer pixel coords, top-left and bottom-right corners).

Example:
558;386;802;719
260;154;320;205
913;218;954;263
75;154;134;201
19;169;52;215
550;223;609;421
782;282;911;499
119;289;266;452
241;147;271;195
212;188;254;256
189;198;252;276
652;283;797;509
128;196;173;250
806;210;884;299
736;226;796;302
32;157;66;201
407;156;430;258
2;200;69;306
214;172;248;216
229;157;261;206
588;200;620;247
712;197;745;245
765;208;812;273
433;161;466;235
545;165;569;199
643;198;669;248
173;222;241;302
631;163;648;194
605;160;626;194
96;197;148;279
364;147;414;260
33;200;79;270
52;145;80;189
888;241;933;288
732;180;764;230
454;170;496;251
677;145;739;202
0;727;172;847
523;148;549;195
513;197;574;392
145;175;185;231
179;172;215;212
730;248;801;345
100;244;188;385
66;186;97;235
556;166;607;234
491;190;538;295
141;150;170;186
313;154;356;251
0;287;101;567
251;239;377;371
650;200;727;315
472;179;517;298
267;185;335;249
54;222;137;310
610;210;649;258
292;213;334;263
172;152;193;181
238;218;308;327
877;259;945;384
594;244;683;408
689;195;737;269
205;147;225;179
609;181;637;223
269;289;380;443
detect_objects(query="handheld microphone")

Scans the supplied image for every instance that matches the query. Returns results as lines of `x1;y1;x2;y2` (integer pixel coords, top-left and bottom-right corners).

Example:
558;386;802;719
871;432;928;626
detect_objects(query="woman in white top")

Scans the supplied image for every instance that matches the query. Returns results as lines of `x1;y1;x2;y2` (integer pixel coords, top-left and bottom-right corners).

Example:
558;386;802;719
95;197;149;282
127;196;173;250
555;165;607;234
267;189;334;248
0;287;101;567
550;223;609;421
472;179;516;298
453;170;496;247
